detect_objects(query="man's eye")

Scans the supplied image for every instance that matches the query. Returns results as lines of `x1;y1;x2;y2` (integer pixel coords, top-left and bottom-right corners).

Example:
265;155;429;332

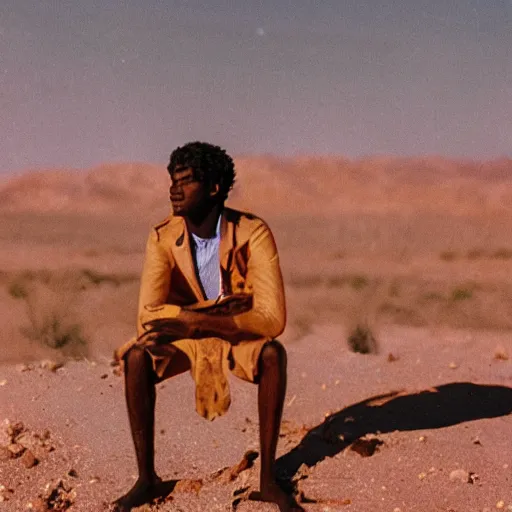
172;177;194;186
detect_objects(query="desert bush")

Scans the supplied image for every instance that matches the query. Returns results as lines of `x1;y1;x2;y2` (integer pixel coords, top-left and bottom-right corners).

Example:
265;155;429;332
440;251;458;262
451;287;473;301
347;324;378;354
349;275;369;290
21;316;86;351
8;279;29;299
492;248;512;260
8;271;89;358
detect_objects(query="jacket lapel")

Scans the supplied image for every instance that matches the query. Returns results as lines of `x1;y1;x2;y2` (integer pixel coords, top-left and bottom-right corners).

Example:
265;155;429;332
220;209;236;296
169;217;205;301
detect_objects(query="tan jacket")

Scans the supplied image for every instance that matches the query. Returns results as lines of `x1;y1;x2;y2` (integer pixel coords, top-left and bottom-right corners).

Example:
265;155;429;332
137;207;286;342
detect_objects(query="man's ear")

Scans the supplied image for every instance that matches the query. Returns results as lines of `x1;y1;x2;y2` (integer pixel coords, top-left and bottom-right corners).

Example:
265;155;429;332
209;183;220;198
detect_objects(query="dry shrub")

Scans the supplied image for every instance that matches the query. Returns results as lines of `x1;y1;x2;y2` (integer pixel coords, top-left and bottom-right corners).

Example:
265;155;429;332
8;271;89;358
492;248;512;260
344;278;386;354
451;287;473;301
347;324;378;354
440;251;458;262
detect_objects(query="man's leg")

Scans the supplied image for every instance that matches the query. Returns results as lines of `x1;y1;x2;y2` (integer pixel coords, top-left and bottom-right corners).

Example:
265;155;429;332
113;346;159;510
256;340;303;512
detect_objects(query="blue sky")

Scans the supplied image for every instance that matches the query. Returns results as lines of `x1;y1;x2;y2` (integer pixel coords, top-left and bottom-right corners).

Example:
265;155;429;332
1;0;511;172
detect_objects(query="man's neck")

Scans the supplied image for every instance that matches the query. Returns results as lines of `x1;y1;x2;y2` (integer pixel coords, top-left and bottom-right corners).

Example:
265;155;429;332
185;203;222;239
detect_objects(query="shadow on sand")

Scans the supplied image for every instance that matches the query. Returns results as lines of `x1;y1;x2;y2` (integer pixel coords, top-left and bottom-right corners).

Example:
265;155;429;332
276;381;512;483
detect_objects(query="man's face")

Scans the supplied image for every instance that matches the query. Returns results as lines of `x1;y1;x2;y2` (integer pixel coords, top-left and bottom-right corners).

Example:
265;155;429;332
169;166;211;217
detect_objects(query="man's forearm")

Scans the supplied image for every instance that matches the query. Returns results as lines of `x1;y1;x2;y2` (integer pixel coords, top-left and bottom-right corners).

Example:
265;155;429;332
177;309;261;343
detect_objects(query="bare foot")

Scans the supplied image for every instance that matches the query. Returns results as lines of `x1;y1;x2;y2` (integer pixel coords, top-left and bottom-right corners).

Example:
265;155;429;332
249;482;305;512
112;476;162;511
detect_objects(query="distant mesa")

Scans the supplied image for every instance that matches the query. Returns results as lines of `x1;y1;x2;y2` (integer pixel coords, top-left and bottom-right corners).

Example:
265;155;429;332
0;156;511;216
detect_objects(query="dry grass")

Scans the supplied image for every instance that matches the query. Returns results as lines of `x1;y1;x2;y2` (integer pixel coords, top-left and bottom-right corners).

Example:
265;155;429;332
8;271;89;358
347;324;378;354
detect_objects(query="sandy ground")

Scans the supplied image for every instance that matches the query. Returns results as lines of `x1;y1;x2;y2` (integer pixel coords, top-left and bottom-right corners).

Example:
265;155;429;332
1;157;512;510
1;325;511;511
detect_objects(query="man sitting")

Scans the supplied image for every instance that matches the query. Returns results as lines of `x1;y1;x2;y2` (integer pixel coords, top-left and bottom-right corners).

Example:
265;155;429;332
113;142;302;512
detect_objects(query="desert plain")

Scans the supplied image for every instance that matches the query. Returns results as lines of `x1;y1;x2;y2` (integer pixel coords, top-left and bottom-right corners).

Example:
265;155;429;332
0;155;511;511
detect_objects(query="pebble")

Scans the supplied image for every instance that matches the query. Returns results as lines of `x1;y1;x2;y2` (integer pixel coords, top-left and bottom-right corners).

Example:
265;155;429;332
449;469;471;483
448;362;458;369
40;360;63;372
7;443;25;458
0;447;13;461
21;450;38;468
16;364;34;373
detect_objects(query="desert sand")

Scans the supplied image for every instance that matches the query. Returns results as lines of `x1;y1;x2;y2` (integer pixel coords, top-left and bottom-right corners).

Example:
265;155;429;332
0;155;511;511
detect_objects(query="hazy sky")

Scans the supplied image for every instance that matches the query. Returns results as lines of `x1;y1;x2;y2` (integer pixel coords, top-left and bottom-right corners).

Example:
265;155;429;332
1;0;511;172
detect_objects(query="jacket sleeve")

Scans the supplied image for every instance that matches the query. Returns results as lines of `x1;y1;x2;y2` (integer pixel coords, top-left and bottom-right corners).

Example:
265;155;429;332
137;229;180;336
233;221;286;339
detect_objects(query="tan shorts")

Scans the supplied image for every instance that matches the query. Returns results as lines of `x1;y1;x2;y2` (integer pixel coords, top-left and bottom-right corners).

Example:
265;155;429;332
118;336;269;384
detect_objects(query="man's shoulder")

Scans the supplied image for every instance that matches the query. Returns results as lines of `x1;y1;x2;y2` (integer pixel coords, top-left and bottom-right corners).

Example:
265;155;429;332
224;207;268;231
148;213;183;243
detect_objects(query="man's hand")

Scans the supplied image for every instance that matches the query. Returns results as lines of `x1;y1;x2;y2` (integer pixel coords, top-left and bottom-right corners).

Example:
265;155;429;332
141;317;196;341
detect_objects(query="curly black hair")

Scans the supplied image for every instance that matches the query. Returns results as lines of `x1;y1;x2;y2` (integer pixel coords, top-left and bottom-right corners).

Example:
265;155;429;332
167;141;236;202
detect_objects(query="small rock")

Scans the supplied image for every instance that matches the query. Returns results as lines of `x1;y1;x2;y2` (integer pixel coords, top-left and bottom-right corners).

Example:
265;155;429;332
16;363;34;373
0;484;14;502
449;469;471;483
40;360;63;372
174;479;203;494
28;497;48;511
7;443;25;458
418;472;427;480
448;362;458;369
67;469;78;478
387;353;399;362
418;435;426;442
7;421;25;440
0;446;14;461
0;380;7;386
496;501;505;509
112;366;123;377
21;450;38;468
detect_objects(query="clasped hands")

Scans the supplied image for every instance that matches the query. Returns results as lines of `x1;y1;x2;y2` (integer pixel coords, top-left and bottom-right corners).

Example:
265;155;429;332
141;294;253;343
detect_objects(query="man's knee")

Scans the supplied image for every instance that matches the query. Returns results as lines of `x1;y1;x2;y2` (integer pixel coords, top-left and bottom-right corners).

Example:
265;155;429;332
259;340;287;370
124;346;151;370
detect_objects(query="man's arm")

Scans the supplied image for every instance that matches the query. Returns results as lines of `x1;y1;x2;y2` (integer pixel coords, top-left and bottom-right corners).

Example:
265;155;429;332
231;221;286;338
137;229;179;337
